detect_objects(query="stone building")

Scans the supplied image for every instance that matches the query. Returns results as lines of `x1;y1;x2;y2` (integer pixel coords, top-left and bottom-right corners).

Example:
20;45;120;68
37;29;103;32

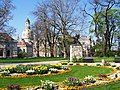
0;33;17;58
78;36;92;57
17;19;33;57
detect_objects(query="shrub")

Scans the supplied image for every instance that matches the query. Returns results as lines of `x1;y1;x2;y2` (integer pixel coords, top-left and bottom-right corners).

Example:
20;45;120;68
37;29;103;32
84;64;88;66
104;63;111;66
106;51;116;57
116;66;120;70
69;62;73;65
78;57;83;62
14;65;31;73
112;65;116;67
17;52;27;58
72;58;78;63
61;62;68;65
96;64;101;66
64;77;82;86
76;63;80;65
93;50;102;57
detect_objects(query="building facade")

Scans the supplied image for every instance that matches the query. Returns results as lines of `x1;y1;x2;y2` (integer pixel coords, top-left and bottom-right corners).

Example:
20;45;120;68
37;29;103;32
78;36;92;57
0;33;17;58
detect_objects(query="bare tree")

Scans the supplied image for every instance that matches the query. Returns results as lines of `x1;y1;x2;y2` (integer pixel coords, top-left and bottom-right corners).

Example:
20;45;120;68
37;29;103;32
49;0;82;58
33;0;86;58
0;0;15;35
32;21;41;57
33;2;58;57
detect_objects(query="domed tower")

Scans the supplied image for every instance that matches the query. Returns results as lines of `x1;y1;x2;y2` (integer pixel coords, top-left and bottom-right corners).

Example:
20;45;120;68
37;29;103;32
21;18;33;42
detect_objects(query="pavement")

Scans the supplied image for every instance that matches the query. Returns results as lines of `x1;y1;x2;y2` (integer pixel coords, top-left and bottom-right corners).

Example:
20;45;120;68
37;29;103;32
0;60;68;68
0;60;120;68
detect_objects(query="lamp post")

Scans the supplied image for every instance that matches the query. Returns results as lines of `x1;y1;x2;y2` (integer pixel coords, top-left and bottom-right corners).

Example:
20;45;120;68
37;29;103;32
70;45;73;62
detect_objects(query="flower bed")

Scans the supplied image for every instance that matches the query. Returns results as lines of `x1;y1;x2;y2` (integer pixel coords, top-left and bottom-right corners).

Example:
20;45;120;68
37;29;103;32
0;63;119;90
0;64;71;78
22;65;119;90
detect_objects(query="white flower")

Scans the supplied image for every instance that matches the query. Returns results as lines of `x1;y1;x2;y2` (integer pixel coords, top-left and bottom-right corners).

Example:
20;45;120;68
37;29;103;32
0;70;10;74
84;75;96;83
26;70;35;73
49;68;58;72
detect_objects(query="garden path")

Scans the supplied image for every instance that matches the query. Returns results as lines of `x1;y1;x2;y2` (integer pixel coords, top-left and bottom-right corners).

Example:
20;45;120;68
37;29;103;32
0;60;67;68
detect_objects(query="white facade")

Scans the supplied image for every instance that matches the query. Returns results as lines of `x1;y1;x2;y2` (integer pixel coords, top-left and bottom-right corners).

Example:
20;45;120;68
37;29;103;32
21;19;33;42
79;36;92;57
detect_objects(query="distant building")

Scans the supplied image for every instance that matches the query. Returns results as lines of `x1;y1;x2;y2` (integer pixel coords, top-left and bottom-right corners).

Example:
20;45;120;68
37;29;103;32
111;36;120;51
78;36;92;57
17;19;33;57
0;33;17;58
21;19;33;42
70;35;92;60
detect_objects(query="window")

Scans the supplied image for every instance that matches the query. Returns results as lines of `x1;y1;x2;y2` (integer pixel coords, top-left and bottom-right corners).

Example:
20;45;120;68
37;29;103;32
23;49;25;52
0;49;3;56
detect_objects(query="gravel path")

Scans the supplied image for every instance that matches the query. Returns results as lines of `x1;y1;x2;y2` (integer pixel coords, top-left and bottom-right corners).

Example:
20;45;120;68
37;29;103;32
0;61;120;68
0;60;67;68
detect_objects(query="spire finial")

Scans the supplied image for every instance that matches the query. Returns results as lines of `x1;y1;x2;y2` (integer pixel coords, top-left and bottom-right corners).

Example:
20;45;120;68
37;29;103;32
17;34;20;41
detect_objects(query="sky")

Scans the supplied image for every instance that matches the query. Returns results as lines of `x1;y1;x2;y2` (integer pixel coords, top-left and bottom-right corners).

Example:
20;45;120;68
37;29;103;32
9;0;89;39
9;0;41;39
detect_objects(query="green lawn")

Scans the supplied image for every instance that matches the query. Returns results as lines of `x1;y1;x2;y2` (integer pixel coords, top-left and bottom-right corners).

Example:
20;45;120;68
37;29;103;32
0;57;115;63
93;57;115;62
0;66;113;88
0;57;66;63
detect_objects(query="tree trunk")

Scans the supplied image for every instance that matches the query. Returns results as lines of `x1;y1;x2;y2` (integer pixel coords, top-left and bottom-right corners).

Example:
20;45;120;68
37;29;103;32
50;46;54;57
44;42;47;57
104;34;108;57
62;37;67;58
36;40;39;57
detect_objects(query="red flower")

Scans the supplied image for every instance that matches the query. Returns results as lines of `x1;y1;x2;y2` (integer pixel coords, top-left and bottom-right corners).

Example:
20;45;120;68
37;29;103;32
6;84;20;89
98;74;107;77
13;85;20;88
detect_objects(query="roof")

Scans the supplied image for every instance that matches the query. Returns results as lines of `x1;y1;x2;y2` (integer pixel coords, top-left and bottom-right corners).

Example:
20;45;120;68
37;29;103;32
17;41;32;46
26;18;30;24
0;32;14;42
17;41;29;45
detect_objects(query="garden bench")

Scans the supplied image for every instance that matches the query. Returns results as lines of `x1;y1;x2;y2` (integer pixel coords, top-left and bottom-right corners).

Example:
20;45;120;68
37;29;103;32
82;57;94;63
114;58;120;63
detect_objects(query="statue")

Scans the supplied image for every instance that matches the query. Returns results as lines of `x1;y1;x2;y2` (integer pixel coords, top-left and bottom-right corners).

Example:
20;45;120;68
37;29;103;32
73;34;81;45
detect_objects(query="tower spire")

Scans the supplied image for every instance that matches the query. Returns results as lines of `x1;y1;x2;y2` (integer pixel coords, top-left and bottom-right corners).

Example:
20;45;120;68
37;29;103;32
17;34;20;41
21;18;33;42
25;18;30;29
